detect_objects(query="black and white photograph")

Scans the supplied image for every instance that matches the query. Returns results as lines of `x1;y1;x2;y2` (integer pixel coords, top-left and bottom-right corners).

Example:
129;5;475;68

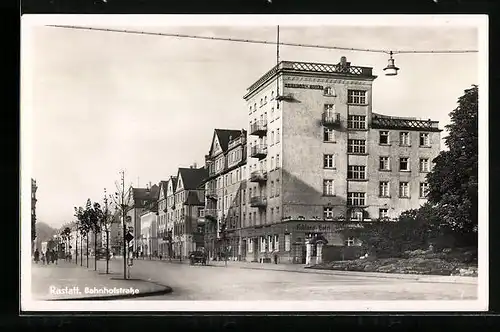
20;15;488;312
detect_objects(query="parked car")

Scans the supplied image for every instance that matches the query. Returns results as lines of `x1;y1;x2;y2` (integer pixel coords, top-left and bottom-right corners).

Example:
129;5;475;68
189;250;207;265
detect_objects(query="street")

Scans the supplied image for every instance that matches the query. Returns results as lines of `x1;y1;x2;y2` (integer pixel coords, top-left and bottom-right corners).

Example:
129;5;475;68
93;258;477;301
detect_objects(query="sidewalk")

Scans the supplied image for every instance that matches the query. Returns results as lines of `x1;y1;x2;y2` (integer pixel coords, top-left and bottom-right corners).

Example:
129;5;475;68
31;260;172;300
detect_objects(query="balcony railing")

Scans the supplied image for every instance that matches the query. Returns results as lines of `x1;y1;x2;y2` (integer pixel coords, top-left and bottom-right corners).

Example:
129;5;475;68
250;145;267;159
250;196;267;208
249;170;267;183
321;112;341;126
204;209;218;219
205;188;218;200
250;121;267;136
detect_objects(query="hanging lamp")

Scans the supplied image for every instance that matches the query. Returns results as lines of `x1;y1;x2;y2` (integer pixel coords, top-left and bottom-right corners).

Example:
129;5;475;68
383;51;399;76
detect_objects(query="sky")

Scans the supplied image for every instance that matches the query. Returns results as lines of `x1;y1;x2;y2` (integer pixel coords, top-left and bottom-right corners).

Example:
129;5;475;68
22;16;482;229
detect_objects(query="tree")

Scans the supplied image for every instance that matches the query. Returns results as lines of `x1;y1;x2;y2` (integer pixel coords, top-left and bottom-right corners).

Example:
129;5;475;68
74;206;89;266
427;85;478;242
90;202;103;271
60;226;72;259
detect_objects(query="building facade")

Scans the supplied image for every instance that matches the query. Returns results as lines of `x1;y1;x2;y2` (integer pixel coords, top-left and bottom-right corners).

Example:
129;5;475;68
238;57;441;263
126;184;159;252
171;166;207;258
139;188;159;256
203;129;247;260
31;178;38;252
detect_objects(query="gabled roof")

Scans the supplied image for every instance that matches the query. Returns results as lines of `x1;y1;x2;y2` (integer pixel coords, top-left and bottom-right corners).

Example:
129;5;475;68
158;181;169;199
184;190;205;206
209;129;245;156
170;176;178;193
132;184;160;206
177;167;209;190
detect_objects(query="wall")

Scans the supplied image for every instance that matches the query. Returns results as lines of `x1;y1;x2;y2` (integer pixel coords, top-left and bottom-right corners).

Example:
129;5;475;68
281;74;375;220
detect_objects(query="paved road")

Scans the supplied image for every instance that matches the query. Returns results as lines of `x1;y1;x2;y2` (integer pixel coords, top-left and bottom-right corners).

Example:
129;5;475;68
96;258;477;301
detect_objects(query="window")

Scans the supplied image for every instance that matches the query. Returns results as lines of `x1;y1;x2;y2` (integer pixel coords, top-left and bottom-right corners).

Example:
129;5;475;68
323;180;334;196
379;208;389;219
420;183;429;198
345;237;355;246
253;103;257;111
284;234;291;251
347;90;366;104
324;86;335;96
271;91;275;100
399;182;410;198
271;156;275;169
276;179;280;196
198;208;205;217
260;236;266;252
260;98;263;107
400;132;410;146
276;206;279;218
268;235;273;252
420;158;430;172
348;166;366;180
347;115;366;129
420;133;430;146
249;106;252;114
347;139;366;154
248;238;253;253
350;210;363;221
276;129;280;143
324;128;335;142
323;207;334;219
264;96;267;104
379;131;389;144
323;154;335;168
348;192;366;206
270;207;274;220
324;104;335;116
271;131;275;145
379;181;390;197
271;107;274;120
276;154;280;168
399;157;410;171
274;235;279;251
270;181;275;197
379;156;390;171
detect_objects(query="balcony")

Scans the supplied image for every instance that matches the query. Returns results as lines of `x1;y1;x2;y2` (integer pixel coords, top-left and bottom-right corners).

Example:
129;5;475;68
250;196;267;208
204;209;218;221
250;170;267;183
250;121;267;137
205;188;218;200
250;145;267;160
321;112;341;126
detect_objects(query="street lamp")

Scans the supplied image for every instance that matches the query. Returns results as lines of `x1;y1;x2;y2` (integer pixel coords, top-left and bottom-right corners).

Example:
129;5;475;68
383;51;399;76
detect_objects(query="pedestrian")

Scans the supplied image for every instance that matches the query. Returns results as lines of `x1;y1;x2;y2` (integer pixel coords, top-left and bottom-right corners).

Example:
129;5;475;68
45;249;51;265
34;249;40;264
159;253;162;260
53;249;58;265
41;253;46;265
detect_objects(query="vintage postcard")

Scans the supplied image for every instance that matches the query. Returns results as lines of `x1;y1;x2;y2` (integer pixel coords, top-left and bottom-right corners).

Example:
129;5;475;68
20;14;488;312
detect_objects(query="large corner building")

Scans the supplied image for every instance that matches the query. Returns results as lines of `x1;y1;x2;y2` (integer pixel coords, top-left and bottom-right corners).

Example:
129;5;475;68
232;57;441;263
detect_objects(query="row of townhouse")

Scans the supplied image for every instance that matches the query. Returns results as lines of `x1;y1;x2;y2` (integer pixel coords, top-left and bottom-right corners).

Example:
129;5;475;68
119;56;441;263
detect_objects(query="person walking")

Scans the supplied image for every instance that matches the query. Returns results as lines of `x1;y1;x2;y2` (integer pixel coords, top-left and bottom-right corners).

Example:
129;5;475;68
34;249;40;264
41;253;46;265
53;249;58;265
45;249;51;265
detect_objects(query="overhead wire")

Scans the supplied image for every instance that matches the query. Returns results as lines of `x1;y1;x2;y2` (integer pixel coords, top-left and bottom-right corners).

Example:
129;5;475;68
45;25;478;55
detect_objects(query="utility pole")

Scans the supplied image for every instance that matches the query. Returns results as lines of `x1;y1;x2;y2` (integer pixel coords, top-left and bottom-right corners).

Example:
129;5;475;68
104;188;110;275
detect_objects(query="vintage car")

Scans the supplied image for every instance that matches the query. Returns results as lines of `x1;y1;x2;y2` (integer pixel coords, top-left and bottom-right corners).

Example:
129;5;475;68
189;250;207;265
